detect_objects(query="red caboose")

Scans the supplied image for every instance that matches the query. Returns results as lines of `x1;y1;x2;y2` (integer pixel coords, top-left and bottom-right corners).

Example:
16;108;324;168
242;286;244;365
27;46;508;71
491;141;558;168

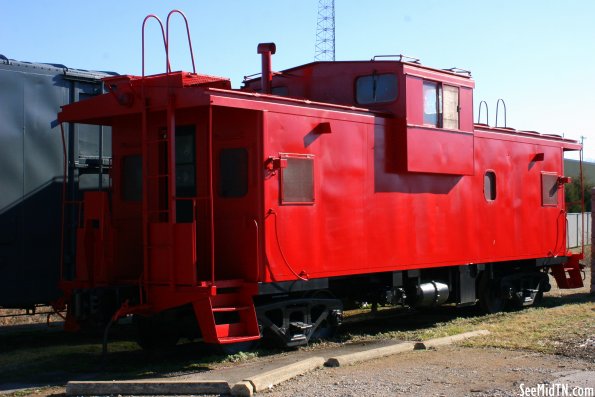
57;19;583;349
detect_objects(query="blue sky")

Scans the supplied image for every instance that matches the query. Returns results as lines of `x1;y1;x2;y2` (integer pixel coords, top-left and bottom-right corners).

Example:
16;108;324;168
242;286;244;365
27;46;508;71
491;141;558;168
2;0;593;160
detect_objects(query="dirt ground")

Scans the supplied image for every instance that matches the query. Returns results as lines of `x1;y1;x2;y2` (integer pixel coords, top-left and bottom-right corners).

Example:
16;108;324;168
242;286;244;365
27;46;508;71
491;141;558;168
263;264;595;397
6;344;593;397
0;253;593;397
265;346;594;397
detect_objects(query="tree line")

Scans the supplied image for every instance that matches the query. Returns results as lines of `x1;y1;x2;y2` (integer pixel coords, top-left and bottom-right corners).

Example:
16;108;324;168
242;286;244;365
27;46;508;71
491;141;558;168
565;178;593;212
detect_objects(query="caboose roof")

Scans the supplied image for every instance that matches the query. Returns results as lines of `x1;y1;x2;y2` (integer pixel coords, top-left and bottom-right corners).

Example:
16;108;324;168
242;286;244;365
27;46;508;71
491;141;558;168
243;59;475;88
57;71;384;125
57;69;580;151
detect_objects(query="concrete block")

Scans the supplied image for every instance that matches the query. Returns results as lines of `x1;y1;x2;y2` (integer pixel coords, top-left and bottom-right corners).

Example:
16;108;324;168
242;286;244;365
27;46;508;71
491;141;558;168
244;356;325;392
325;342;416;367
417;330;491;349
66;380;230;396
231;380;254;397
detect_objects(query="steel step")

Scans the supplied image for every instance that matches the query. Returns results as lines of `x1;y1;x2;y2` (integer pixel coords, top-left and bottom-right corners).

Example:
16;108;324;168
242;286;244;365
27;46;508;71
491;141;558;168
212;306;251;313
218;335;260;344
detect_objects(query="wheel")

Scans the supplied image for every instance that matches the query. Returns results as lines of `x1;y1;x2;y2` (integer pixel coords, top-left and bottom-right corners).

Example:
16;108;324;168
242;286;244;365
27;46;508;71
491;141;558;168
307;290;340;341
478;273;505;314
134;315;180;350
310;315;338;341
532;289;544;306
508;276;545;310
509;289;544;310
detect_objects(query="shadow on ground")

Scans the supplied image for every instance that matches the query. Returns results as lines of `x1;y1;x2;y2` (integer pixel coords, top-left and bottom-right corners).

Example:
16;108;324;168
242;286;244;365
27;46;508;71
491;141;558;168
0;291;592;391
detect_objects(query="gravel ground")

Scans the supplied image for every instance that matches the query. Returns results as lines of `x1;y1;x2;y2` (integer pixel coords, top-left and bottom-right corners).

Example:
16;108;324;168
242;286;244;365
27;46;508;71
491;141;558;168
264;346;595;397
1;254;592;397
8;345;593;397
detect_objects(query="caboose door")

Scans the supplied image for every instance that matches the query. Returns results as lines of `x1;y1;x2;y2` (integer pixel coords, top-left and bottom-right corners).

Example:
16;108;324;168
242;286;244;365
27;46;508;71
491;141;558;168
209;106;262;282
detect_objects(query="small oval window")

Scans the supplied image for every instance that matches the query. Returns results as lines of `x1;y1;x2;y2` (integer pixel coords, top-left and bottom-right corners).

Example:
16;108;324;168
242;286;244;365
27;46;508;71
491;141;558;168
484;171;496;201
355;73;398;104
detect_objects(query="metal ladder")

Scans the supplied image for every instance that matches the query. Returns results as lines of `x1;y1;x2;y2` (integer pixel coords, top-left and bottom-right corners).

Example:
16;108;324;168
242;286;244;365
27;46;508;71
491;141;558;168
139;10;203;294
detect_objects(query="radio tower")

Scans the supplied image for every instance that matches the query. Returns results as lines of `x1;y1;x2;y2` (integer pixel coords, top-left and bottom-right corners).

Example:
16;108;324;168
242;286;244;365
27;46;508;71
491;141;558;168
314;0;335;61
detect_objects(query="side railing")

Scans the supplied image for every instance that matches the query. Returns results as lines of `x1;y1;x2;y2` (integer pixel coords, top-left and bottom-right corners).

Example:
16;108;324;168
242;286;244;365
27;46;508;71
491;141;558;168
567;212;592;249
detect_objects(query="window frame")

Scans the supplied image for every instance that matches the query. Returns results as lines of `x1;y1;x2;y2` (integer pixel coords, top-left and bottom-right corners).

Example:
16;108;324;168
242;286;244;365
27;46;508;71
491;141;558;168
423;80;460;130
442;84;460;130
219;147;249;198
280;153;315;205
175;125;197;198
484;170;497;202
355;73;399;105
423;80;442;127
120;154;142;202
541;171;559;207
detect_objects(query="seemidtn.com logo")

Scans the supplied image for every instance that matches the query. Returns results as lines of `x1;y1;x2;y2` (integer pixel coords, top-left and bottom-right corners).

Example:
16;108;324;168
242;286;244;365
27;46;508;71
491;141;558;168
519;383;595;397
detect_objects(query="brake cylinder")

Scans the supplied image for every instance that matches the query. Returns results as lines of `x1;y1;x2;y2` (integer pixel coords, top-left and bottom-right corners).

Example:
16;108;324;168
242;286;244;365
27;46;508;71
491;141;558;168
414;281;450;307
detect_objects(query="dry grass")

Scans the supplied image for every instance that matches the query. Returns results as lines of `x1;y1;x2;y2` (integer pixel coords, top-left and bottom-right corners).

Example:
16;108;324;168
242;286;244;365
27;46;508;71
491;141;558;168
461;301;594;355
0;247;592;391
0;306;64;327
337;258;594;361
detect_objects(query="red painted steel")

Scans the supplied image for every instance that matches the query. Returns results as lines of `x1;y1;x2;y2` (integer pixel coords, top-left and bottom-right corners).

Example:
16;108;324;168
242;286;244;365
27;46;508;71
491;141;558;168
551;254;584;289
257;43;276;94
58;36;583;344
165;10;196;74
141;15;168;78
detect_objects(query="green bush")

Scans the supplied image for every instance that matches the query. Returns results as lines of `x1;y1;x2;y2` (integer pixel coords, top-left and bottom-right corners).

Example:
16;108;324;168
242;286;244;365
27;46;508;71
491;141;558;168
565;178;593;212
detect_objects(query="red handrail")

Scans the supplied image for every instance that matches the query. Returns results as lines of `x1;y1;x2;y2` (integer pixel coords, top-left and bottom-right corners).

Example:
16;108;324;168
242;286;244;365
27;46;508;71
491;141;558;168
141;15;169;78
165;10;197;74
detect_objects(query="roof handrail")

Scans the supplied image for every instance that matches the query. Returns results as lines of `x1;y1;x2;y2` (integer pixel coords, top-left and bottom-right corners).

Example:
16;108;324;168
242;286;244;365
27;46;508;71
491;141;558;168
371;54;420;64
478;100;489;125
443;67;472;77
141;15;169;78
165;10;196;75
495;98;507;128
242;70;283;83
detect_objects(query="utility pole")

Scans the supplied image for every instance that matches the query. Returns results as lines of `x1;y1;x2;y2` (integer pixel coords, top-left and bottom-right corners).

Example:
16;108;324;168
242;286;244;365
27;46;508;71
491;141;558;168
315;0;335;61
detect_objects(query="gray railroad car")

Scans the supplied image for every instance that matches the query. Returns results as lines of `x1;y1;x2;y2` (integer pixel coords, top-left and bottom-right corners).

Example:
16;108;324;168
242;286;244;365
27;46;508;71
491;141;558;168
0;55;114;309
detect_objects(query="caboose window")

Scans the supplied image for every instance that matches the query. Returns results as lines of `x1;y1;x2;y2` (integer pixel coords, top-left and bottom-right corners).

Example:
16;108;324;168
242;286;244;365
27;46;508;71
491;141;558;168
281;156;315;204
355;73;397;104
121;155;142;201
541;172;559;206
220;148;248;197
175;126;196;197
423;81;442;126
484;171;497;201
443;85;459;129
423;81;460;129
175;126;196;223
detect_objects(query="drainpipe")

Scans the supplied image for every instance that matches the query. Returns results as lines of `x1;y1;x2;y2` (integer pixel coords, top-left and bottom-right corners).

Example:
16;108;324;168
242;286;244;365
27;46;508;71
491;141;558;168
257;42;276;94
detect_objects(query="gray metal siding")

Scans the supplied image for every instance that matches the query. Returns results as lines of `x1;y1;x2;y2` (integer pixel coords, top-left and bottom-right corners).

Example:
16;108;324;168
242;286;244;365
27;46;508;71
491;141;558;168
0;59;113;308
0;69;24;216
